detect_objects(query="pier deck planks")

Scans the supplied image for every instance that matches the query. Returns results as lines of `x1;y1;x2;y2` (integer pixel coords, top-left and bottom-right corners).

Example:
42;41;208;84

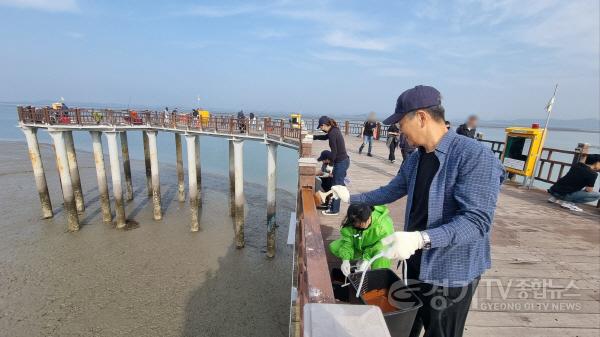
312;134;600;337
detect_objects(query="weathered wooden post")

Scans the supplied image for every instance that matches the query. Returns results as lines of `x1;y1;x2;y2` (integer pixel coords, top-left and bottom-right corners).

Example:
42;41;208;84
344;120;350;136
146;130;162;220
64;131;85;213
120;131;133;201
90;131;112;224
229;139;235;217
21;126;53;219
266;141;278;257
106;132;126;228
175;133;185;202
185;134;200;231
143;131;152;196
49;130;79;231
233;139;245;248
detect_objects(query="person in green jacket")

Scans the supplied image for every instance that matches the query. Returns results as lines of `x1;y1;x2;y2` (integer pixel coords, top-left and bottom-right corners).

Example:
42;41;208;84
329;203;394;276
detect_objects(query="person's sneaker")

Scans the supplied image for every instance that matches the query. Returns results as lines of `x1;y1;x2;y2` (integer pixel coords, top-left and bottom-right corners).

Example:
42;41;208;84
316;203;329;210
358;148;363;155
547;196;559;203
390;160;395;163
322;210;339;216
561;202;583;212
367;153;373;157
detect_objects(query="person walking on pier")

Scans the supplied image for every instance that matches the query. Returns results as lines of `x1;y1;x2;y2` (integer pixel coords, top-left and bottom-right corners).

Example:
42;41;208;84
548;154;600;210
314;116;349;216
336;85;505;337
386;122;400;163
456;115;478;138
359;112;377;156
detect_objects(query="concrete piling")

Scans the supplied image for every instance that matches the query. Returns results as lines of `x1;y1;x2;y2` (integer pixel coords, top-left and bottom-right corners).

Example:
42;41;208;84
143;131;152;196
175;133;185;202
91;131;112;224
233;139;245;248
120;131;133;201
49;131;79;231
229;139;235;217
146;131;162;220
106;132;126;228
266;142;278;258
22;127;53;219
195;135;201;194
185;134;199;232
64;131;85;213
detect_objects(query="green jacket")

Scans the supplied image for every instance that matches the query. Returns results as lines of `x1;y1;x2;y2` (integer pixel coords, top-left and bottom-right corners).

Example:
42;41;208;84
329;205;394;268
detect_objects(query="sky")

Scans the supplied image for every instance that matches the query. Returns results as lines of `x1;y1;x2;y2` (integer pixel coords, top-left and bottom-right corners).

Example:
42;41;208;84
0;0;598;121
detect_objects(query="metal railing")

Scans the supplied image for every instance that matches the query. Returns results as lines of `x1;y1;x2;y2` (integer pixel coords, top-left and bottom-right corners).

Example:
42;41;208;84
17;106;302;144
478;139;591;186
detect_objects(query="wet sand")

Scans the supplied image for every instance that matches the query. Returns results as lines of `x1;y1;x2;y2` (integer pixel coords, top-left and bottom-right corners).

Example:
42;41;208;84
0;140;294;337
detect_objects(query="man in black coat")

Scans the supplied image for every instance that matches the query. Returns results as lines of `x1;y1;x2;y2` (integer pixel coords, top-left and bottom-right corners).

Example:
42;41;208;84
456;115;478;138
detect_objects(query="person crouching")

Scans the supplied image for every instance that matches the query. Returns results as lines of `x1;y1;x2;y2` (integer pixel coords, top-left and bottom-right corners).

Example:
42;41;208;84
329;203;394;277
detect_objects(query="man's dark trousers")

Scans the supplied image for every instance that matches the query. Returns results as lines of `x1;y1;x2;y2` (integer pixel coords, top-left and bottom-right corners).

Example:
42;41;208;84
408;277;479;337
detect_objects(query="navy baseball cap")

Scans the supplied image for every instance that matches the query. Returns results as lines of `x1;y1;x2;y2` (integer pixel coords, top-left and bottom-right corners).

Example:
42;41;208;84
317;150;333;162
383;85;442;125
317;115;330;128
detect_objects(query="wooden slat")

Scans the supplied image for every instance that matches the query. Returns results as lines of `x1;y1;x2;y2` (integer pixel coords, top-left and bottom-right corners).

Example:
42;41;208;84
300;187;335;304
464;326;600;337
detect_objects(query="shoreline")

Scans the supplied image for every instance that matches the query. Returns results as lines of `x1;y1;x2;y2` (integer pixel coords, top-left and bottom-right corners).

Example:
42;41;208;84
0;140;295;337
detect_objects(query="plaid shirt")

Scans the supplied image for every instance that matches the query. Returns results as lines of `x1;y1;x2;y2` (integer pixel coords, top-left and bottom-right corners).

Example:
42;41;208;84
350;130;505;286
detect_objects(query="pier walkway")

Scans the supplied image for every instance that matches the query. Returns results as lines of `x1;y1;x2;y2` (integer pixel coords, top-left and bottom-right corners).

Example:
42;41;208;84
15;106;600;336
310;135;600;337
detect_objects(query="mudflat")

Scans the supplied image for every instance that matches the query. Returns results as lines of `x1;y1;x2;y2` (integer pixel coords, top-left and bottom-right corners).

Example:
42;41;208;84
0;140;294;337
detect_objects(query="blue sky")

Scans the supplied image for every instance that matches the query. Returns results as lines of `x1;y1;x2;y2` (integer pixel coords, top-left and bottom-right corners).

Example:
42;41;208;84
0;0;598;120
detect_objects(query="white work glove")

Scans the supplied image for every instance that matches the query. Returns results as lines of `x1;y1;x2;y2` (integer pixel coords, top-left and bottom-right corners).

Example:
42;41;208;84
330;185;350;203
381;231;424;260
305;134;313;140
341;260;351;277
356;260;369;273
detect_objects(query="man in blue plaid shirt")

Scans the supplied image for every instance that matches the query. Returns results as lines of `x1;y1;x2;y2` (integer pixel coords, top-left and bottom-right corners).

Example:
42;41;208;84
343;85;505;337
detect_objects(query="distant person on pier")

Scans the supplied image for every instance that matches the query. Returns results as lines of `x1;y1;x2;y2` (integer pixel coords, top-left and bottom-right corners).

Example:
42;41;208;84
456;115;478;138
237;110;246;133
386;122;400;163
359;112;378;156
548;154;600;210
314;116;349;216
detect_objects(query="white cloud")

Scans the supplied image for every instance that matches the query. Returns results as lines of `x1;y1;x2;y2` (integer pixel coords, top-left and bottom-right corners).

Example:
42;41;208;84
181;4;259;18
323;31;391;51
312;51;415;78
0;0;78;12
254;29;288;40
65;31;84;39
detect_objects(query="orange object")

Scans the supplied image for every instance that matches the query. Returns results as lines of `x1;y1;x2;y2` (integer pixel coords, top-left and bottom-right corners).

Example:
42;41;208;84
362;288;397;313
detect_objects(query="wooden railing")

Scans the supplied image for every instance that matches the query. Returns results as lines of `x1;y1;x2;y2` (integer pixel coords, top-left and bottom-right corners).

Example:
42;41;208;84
294;136;335;336
305;119;388;140
17;106;302;145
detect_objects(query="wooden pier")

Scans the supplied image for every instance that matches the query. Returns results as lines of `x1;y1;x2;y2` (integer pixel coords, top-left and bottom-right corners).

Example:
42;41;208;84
17;106;303;257
294;133;599;336
16;107;599;336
